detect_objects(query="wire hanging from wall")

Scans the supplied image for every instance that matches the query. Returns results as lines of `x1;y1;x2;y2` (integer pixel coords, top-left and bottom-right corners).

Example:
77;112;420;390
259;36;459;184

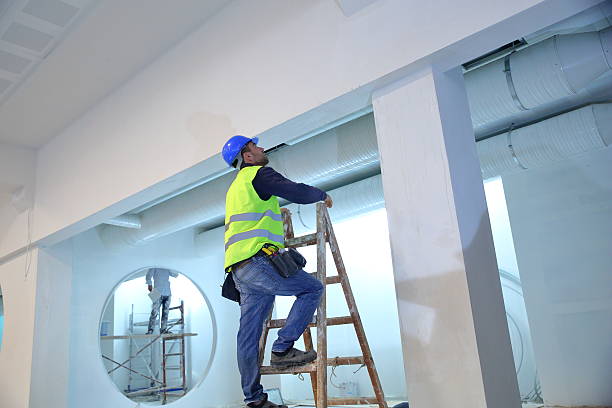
24;207;34;281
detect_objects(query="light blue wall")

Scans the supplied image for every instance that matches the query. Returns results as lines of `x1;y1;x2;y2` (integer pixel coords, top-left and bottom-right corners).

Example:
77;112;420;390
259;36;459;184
0;295;3;348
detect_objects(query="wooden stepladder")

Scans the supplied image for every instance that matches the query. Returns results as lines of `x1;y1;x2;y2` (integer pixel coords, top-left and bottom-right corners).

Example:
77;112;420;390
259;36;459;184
259;202;388;408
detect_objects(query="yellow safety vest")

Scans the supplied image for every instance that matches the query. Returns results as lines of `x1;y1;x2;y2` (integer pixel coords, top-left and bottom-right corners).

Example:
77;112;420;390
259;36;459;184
224;166;285;269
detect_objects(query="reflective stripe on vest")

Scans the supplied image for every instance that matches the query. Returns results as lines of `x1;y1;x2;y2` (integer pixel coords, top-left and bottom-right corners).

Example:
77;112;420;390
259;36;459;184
224;229;284;250
225;210;282;231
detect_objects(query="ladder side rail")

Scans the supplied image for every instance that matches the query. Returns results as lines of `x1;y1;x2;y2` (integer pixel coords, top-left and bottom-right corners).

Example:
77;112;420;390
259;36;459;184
181;334;187;394
315;202;328;408
180;300;187;394
258;308;273;367
322;209;388;408
162;338;168;404
129;304;134;390
283;208;318;401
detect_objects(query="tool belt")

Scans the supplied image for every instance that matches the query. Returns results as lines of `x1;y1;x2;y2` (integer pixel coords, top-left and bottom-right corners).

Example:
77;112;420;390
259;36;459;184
222;245;307;304
261;244;307;278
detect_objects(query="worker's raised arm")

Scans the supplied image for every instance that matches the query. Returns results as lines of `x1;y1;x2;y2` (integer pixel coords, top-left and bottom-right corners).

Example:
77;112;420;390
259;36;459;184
252;166;327;204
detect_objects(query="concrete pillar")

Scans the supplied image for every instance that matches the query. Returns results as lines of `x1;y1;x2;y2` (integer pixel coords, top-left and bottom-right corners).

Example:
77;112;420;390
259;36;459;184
372;67;520;408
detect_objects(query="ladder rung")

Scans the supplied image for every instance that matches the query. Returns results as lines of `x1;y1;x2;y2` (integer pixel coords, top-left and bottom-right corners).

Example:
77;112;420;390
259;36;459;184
260;362;315;375
327;397;381;405
307;273;341;285
260;356;364;375
165;367;182;370
285;233;317;248
164;353;183;357
267;315;353;329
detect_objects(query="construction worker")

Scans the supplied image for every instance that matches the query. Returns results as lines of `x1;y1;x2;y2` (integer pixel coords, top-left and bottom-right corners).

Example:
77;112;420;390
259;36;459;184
222;135;332;408
145;268;178;334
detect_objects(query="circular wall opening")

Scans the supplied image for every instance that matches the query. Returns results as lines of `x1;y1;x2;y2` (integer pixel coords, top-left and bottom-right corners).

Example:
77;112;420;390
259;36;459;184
99;268;215;405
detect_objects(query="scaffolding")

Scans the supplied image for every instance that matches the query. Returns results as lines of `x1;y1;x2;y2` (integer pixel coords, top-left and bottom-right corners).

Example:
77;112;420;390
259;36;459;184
101;300;197;404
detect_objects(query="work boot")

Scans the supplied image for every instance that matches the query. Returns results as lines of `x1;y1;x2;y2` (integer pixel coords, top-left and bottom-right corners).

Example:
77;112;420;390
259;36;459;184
270;347;317;368
247;395;287;408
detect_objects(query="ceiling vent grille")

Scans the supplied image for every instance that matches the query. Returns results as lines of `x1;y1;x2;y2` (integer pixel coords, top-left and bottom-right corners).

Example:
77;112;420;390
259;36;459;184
0;0;93;102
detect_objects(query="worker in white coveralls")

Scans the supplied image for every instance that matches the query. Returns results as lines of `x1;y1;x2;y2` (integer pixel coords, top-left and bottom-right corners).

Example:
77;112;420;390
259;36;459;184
221;135;333;408
146;268;178;334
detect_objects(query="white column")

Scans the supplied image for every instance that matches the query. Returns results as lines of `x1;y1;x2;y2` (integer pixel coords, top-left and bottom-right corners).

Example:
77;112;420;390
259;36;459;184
372;67;520;408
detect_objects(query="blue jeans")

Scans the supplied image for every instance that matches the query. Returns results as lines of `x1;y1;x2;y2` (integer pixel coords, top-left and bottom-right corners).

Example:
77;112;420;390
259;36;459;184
233;254;323;404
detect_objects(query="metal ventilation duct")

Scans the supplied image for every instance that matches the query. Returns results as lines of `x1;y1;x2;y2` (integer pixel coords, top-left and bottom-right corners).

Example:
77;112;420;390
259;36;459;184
99;114;379;249
478;104;612;179
465;27;612;129
102;25;612;249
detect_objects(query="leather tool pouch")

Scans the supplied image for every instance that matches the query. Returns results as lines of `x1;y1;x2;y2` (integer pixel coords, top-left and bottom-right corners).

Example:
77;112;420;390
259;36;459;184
268;247;307;278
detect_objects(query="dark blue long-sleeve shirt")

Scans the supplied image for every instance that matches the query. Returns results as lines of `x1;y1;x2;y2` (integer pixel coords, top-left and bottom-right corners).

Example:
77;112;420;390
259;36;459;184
245;164;326;204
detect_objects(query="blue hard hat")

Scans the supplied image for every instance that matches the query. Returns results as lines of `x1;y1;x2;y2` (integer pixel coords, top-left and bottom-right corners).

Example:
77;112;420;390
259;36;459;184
222;135;259;167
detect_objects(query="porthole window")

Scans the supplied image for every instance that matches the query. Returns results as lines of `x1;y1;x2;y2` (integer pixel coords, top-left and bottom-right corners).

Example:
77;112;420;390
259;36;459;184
99;268;215;405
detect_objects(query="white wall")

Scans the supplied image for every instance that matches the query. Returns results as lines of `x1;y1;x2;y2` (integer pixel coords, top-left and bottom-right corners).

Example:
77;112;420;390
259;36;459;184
0;250;38;408
503;147;612;406
19;0;595;259
29;241;73;408
0;143;36;258
66;227;250;408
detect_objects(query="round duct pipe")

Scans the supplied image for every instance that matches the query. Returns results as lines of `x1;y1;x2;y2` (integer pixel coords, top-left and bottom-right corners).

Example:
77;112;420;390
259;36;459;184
194;174;384;257
99;114;379;249
478;103;612;179
283;174;384;236
465;28;612;129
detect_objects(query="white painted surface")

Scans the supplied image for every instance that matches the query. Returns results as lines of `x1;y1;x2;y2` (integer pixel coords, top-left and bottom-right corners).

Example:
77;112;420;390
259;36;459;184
372;68;520;408
0;142;35;257
0;0;234;148
21;0;597;261
0;250;38;408
503;147;612;406
67;227;254;408
29;241;73;408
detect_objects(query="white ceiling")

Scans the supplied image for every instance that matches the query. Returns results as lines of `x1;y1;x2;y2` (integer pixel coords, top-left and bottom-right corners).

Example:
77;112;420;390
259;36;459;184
0;0;234;149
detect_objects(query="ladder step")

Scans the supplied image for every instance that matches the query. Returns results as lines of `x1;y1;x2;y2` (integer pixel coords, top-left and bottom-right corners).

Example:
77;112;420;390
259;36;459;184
307;272;341;285
164;353;183;357
285;233;317;248
261;362;315;375
260;356;364;375
327;397;381;405
267;315;353;329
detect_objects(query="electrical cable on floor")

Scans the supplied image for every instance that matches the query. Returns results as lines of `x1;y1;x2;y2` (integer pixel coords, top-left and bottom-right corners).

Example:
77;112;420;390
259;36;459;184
329;363;343;390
